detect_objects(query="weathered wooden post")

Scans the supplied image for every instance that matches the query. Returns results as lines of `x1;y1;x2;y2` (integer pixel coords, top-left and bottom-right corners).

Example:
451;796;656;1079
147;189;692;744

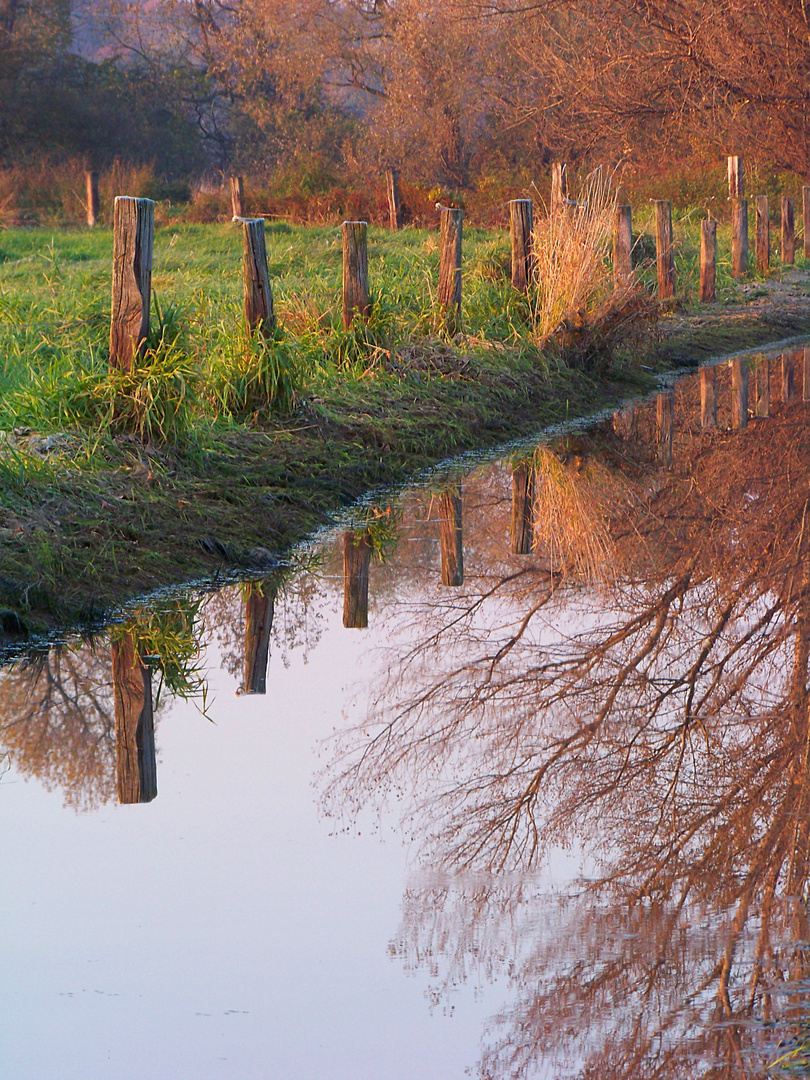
509;199;534;292
653;200;675;300
243;581;275;695
804;346;810;402
241;218;275;336
656;391;674;465
551;163;569;215
438;487;463;586
755;196;770;274
85;170;100;228
804;187;810;261
782;196;795;264
110;196;155;371
700;366;717;429
782;353;795;405
613;204;633;284
700;218;716;302
437;207;463;334
385;168;403;230
342;221;370;330
753;356;770;417
343;530;371;628
510;462;534;555
731;358;749;429
230;175;244;219
728;155;744;199
731;199;749;278
112;632;157;804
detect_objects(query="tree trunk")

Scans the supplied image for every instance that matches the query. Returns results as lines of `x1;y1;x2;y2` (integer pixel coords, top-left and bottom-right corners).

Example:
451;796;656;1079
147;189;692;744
241;218;275;336
342;221;370;330
437;208;463;334
112;633;157;804
654;200;675;300
343;531;370;628
509;199;534;292
700;219;716;302
438;487;463;586
243;581;275;694
109;196;154;371
613;204;633;284
510;463;534;554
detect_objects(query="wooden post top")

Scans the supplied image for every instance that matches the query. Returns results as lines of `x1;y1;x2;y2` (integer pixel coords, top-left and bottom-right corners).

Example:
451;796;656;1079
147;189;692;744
114;195;156;207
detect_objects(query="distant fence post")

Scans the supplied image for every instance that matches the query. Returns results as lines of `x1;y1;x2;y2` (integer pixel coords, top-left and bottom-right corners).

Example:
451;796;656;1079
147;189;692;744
85;170;100;228
112;633;157;804
241;218;275;336
510;462;534;554
700;367;717;428
509;199;534;292
728;155;744;198
803;187;810;261
613;203;633;284
755;196;770;274
731;358;749;429
731;199;749;277
753;356;770;417
656;391;674;465
782;353;795;405
551;163;569;214
110;196;155;371
438;487;463;586
782;196;795;264
437;207;463;334
243;581;275;694
386;168;403;230
653;200;675;300
343;531;371;628
342;220;370;330
700;218;716;302
229;176;244;219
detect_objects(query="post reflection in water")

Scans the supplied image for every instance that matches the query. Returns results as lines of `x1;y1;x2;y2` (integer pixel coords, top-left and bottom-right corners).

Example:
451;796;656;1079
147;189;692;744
323;371;810;1079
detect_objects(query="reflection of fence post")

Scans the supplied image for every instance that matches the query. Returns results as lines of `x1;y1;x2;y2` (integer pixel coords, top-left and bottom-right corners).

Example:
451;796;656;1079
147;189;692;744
343;531;370;628
700;219;716;302
112;633;157;804
731;359;749;429
782;353;795;405
804;187;810;261
612;404;637;440
437;207;463;333
110;196;155;371
653;200;675;300
241;218;275;336
509;199;534;292
804;346;810;403
755;196;769;274
243;582;275;695
510;464;534;555
753;356;770;417
731;199;749;278
700;367;717;429
386;168;403;230
782;196;795;264
342;221;370;330
438;487;463;586
613;204;633;284
656;391;674;465
85;170;100;228
230;175;244;219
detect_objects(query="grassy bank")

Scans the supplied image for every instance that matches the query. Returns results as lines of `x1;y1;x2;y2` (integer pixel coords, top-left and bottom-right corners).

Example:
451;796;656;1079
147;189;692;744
0;219;808;643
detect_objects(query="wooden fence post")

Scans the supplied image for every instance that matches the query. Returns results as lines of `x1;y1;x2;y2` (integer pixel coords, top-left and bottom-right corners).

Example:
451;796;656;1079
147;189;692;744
509;199;534;292
656;391;674;465
230;175;244;219
342;221;370;330
438;487;463;586
753;356;770;417
241;218;275;336
731;199;749;278
551;163;569;214
386;168;403;230
613;204;633;284
803;345;810;402
112;633;157;804
110;196;155;371
510;463;534;554
343;531;371;628
782;353;795;405
804;187;810;261
731;358;749;429
700;367;717;428
654;200;675;300
728;155;744;198
755;196;770;273
437;207;463;333
85;170;100;228
782;196;795;264
243;581;275;694
700;218;716;302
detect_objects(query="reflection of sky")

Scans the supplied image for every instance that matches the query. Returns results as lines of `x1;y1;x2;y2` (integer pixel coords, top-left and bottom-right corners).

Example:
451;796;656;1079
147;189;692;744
0;588;501;1080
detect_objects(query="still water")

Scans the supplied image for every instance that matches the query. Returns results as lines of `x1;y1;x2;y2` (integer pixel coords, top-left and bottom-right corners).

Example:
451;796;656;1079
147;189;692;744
1;352;809;1079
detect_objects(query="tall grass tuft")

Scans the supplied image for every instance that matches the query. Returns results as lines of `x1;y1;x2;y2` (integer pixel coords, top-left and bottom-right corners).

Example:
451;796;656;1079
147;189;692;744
208;325;298;417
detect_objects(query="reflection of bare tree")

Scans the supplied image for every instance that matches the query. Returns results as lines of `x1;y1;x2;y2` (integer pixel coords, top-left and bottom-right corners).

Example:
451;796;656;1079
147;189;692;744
0;644;115;809
325;402;810;1079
